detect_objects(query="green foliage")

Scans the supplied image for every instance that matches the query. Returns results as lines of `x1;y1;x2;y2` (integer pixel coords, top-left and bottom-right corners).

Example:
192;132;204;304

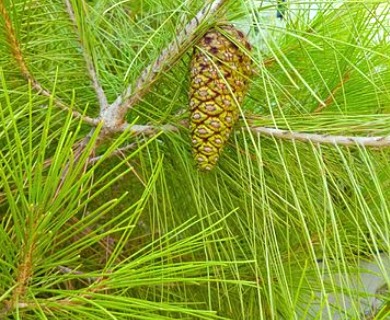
0;0;390;319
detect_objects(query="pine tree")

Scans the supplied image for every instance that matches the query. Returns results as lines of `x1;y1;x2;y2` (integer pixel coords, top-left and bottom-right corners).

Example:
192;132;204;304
0;0;389;319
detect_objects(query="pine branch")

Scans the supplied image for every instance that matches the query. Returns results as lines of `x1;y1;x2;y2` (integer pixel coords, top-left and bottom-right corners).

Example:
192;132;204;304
250;126;390;147
0;1;99;126
123;122;390;149
4;1;389;152
64;0;109;111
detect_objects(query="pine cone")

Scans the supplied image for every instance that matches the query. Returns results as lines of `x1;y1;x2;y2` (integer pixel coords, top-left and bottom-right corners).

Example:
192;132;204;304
189;25;252;171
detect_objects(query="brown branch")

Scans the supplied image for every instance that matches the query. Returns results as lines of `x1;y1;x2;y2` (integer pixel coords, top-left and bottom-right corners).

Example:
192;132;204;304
1;218;39;315
0;1;100;126
100;0;229;130
314;71;351;113
0;1;29;79
64;0;109;111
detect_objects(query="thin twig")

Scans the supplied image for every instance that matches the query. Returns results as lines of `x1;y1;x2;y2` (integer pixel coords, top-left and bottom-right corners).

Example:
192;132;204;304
251;126;390;147
53;135;93;199
101;0;229;129
58;266;85;275
88;141;140;164
58;266;99;284
88;124;178;164
0;1;100;126
64;0;109;110
314;71;351;113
